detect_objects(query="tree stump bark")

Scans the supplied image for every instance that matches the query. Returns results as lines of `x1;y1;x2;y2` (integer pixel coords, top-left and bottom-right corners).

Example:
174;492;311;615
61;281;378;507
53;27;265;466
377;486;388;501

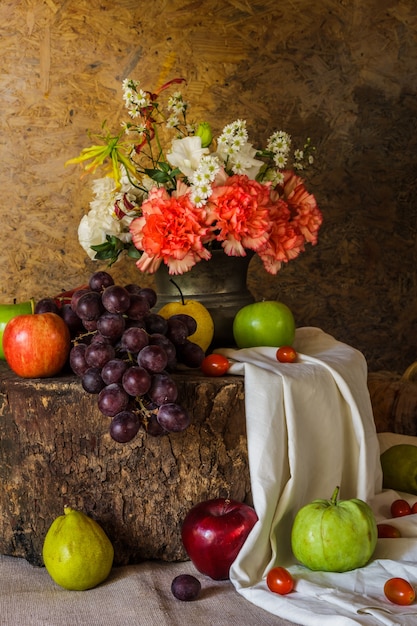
0;363;250;566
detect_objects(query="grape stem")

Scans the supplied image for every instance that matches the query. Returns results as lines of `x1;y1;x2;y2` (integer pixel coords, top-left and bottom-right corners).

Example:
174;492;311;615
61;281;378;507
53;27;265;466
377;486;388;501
169;279;185;305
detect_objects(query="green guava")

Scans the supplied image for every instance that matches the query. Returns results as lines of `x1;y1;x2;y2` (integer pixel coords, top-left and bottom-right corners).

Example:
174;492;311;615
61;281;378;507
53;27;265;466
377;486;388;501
291;486;377;572
380;444;417;494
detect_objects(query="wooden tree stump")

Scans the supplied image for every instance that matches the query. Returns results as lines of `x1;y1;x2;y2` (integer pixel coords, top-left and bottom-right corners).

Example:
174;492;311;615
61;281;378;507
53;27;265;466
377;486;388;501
0;363;250;566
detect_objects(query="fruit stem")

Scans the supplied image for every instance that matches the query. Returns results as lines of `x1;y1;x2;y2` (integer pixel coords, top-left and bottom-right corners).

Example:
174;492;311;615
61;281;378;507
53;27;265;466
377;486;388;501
170;279;185;305
330;486;340;505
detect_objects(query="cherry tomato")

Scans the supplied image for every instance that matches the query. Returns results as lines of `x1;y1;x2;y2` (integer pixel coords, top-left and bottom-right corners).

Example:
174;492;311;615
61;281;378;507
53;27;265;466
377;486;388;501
390;499;412;518
201;354;230;377
266;566;295;595
384;577;415;605
276;346;297;363
412;502;417;514
377;523;401;538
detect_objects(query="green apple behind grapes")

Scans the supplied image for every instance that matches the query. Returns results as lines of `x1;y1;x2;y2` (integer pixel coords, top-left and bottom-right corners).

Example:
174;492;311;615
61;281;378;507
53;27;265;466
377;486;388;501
0;299;34;359
233;301;295;348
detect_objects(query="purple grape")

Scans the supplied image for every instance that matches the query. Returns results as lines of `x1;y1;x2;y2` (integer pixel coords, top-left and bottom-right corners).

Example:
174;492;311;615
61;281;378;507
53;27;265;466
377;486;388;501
171;574;201;601
177;340;205;368
69;343;89;376
137;344;168;373
143;412;167;437
166;317;189;346
121;327;149;353
101;358;128;384
122;365;152;396
124;283;142;295
98;383;129;417
82;367;105;394
125;294;150;320
90;332;112;344
138;287;157;308
89;270;114;292
145;313;169;335
101;285;131;314
61;303;84;335
70;287;90;312
85;341;116;368
96;312;126;339
76;291;104;320
148;334;176;364
157;403;190;432
169;314;197;336
34;298;60;315
109;410;141;443
148;372;178;405
82;318;98;332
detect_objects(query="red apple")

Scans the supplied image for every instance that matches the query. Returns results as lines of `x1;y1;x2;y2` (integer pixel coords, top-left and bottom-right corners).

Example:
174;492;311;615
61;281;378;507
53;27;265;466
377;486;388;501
0;299;35;359
3;312;71;378
181;497;258;580
53;284;89;309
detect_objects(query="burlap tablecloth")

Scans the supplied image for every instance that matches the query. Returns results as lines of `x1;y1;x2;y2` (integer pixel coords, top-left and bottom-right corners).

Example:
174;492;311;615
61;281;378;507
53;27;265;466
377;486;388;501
0;555;299;625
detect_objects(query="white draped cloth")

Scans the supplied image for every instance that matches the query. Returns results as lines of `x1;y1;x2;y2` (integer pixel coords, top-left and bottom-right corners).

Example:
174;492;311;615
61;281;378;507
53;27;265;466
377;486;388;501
217;327;417;626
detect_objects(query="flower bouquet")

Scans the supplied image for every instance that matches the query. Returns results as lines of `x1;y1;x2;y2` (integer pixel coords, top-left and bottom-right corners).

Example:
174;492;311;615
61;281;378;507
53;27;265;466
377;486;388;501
67;77;322;276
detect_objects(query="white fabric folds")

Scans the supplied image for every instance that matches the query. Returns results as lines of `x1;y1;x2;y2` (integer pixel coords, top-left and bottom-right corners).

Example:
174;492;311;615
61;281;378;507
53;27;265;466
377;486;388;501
217;327;417;626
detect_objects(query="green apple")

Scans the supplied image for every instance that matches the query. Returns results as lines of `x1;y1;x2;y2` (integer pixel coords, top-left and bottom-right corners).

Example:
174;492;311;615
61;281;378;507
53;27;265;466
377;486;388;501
0;299;35;359
380;444;417;494
232;301;295;348
291;486;377;572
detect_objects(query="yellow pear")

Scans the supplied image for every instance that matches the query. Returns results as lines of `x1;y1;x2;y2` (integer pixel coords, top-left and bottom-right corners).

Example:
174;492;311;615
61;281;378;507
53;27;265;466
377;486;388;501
42;506;114;590
158;299;214;352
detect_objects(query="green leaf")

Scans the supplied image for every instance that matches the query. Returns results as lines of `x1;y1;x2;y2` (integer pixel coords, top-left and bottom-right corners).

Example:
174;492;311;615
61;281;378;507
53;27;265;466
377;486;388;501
127;245;141;260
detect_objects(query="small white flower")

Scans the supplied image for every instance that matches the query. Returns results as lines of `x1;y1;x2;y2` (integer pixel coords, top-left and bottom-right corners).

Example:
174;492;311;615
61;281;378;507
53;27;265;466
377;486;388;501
267;130;291;154
273;152;288;168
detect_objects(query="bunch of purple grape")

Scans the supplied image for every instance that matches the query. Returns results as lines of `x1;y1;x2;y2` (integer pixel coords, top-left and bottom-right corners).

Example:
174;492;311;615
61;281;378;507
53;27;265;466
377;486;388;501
38;270;205;443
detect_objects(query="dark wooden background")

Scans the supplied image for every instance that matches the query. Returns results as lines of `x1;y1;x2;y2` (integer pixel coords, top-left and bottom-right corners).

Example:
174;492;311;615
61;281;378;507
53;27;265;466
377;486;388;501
0;0;416;373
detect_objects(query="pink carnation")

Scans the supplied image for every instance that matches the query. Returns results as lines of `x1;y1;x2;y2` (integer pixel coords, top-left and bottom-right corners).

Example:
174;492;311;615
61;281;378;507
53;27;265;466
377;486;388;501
207;175;272;256
129;186;212;274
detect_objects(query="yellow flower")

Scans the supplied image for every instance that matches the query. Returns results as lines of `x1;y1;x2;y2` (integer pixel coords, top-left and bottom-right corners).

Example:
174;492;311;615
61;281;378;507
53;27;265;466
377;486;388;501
65;134;136;190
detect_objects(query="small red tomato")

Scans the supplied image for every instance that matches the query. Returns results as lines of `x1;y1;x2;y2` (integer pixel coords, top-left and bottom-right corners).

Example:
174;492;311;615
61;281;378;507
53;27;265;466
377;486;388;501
276;346;297;363
201;354;230;377
390;499;412;518
266;566;295;595
377;523;402;538
384;577;415;605
412;502;417;514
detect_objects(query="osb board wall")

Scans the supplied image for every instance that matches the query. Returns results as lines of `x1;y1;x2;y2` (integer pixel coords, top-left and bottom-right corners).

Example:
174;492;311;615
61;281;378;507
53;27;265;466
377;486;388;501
0;0;416;373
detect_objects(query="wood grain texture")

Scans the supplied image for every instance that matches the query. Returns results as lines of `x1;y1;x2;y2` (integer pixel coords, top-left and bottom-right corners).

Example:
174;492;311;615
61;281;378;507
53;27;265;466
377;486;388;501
0;0;416;372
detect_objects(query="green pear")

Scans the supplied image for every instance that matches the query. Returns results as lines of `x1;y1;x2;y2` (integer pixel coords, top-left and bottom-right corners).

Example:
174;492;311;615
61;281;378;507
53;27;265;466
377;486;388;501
43;507;114;590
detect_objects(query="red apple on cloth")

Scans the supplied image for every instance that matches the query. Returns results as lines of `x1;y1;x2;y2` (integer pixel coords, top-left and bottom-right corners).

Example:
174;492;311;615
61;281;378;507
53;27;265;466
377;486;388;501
0;299;35;359
181;497;258;580
3;312;71;378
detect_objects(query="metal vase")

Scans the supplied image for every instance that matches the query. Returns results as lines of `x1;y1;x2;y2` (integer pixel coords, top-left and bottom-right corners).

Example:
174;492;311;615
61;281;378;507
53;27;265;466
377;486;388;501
154;250;255;348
